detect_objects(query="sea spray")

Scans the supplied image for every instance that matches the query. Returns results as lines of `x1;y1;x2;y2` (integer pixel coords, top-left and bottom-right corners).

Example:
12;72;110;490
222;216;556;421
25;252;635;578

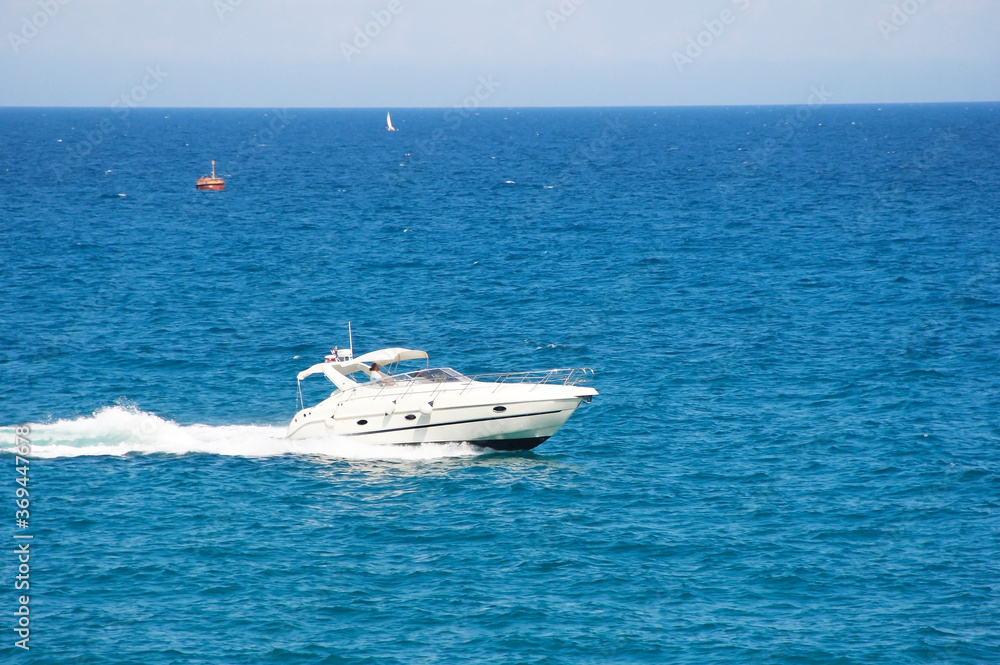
1;405;487;460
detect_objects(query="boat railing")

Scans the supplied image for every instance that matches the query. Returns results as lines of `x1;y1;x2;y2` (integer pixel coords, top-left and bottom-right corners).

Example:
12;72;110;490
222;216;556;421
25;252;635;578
353;367;594;402
466;367;594;385
460;368;595;393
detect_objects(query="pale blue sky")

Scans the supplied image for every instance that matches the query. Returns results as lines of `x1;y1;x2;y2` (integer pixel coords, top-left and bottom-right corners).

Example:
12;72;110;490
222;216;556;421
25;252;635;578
2;0;998;107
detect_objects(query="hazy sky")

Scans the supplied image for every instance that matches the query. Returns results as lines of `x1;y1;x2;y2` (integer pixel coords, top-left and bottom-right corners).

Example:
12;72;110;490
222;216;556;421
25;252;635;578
2;0;998;107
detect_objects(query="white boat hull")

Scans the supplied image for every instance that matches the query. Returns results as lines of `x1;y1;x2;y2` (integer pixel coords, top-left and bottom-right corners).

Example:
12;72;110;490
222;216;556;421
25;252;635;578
286;380;596;451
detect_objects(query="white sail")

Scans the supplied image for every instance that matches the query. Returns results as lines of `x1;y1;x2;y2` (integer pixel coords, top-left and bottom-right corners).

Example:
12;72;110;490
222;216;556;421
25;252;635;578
386;112;396;131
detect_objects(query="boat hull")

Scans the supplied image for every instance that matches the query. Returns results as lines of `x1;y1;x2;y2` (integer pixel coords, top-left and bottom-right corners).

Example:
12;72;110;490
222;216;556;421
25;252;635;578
286;381;595;451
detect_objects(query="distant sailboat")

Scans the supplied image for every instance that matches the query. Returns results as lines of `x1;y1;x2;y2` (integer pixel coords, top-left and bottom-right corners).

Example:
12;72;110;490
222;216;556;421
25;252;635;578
386;112;397;132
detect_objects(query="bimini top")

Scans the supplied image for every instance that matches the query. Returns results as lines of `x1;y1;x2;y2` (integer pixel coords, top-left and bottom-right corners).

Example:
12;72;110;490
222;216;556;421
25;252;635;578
296;347;429;389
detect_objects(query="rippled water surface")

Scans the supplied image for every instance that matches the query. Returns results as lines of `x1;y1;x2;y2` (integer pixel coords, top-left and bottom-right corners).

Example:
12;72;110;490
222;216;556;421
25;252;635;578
1;105;999;663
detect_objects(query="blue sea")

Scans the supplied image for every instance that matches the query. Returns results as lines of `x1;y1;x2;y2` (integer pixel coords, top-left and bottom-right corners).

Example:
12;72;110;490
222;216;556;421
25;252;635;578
1;104;999;664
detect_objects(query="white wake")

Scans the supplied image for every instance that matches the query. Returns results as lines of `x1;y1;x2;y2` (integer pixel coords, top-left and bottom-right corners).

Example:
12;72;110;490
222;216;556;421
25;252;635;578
0;405;486;460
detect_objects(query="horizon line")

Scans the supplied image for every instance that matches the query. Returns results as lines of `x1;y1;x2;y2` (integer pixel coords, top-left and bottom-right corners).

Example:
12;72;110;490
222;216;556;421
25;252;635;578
1;101;997;111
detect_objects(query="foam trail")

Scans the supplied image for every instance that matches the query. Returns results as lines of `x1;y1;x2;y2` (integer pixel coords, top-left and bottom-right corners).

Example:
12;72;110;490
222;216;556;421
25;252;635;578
0;406;487;460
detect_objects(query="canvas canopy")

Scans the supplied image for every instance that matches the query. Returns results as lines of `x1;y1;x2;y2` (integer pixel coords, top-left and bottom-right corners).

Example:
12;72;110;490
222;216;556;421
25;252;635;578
296;348;429;389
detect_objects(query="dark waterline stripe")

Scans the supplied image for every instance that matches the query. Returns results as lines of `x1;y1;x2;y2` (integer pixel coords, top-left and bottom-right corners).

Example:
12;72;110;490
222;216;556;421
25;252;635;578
341;409;565;438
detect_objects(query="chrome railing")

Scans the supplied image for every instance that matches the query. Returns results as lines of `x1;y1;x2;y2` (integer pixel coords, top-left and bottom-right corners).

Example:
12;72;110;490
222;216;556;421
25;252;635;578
464;368;594;388
352;367;595;402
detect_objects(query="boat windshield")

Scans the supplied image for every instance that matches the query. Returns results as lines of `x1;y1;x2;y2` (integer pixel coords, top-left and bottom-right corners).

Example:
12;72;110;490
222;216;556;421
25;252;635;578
391;367;470;383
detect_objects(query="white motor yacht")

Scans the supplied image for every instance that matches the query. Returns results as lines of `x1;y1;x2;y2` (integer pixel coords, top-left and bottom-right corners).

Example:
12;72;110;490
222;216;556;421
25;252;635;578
286;344;597;451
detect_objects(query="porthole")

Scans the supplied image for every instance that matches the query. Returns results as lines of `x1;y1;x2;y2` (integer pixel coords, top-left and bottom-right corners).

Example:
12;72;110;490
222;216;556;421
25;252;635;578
493;406;507;413
357;419;368;426
405;414;416;421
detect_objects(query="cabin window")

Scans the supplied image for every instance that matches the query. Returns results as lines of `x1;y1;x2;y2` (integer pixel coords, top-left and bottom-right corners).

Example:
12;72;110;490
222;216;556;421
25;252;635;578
493;406;507;413
357;419;368;426
405;414;416;420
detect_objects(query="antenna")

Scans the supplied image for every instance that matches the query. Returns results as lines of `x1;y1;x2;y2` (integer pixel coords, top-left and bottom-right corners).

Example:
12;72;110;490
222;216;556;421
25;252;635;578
348;321;353;357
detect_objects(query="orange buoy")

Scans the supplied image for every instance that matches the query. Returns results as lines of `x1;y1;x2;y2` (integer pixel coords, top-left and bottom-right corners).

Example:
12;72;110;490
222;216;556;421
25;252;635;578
196;160;225;190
